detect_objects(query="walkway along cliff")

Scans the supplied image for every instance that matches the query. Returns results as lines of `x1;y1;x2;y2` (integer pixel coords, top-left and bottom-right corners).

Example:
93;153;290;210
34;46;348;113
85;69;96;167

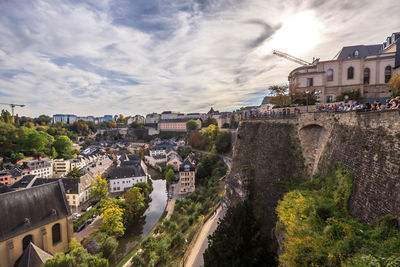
225;110;400;242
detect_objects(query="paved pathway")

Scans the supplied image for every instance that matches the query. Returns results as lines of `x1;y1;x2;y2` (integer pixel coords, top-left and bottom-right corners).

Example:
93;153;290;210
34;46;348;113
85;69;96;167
73;215;103;242
185;206;225;267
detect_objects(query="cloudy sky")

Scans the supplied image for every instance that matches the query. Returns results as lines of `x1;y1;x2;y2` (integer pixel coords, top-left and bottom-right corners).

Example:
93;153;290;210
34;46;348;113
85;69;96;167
0;0;399;117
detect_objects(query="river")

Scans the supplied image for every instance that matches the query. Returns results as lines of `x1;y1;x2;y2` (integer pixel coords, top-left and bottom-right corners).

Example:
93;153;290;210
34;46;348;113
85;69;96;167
114;176;167;264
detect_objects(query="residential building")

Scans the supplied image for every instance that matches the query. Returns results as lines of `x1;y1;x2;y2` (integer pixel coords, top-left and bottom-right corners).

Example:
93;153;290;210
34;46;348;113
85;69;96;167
108;164;148;193
53;159;71;176
76;116;95;123
186;113;202;119
22;159;53;178
51;114;77;124
70;158;86;170
216;112;231;128
145;113;161;124
101;115;114;122
31;174;94;212
158;118;201;132
79;154;113;178
161;111;180;120
149;142;174;157
179;160;196;194
0;170;12;185
289;32;400;103
167;154;183;171
0;180;72;267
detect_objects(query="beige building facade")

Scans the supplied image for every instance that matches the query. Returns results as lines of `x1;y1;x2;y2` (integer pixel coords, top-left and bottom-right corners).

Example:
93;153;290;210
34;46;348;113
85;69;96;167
179;160;196;194
0;181;72;267
289;32;400;103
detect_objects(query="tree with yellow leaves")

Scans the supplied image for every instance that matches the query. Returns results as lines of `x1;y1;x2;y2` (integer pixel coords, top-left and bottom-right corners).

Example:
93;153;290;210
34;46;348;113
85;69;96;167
100;201;125;237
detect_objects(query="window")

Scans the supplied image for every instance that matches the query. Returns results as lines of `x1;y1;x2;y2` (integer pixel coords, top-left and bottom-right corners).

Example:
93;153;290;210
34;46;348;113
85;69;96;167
364;68;370;84
326;96;333;103
385;65;392;83
22;235;33;250
354;50;359;57
306;78;313;86
52;223;61;244
347;67;354;79
327;69;334;81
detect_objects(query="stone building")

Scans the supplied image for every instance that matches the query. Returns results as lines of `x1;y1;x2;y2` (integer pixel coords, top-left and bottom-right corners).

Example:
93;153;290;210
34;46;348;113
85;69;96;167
289;32;400;103
0;180;72;267
158;118;201;132
22;159;53;178
179;160;196;194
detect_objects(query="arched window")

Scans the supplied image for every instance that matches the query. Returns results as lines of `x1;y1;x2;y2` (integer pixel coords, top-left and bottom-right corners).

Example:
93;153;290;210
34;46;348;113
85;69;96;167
52;223;61;245
327;69;334;81
347;67;354;80
354;50;359;57
364;68;370;84
22;235;33;250
385;65;392;83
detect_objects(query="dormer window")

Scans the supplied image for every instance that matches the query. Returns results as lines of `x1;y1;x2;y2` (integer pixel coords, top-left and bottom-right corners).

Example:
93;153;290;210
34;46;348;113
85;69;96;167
354;50;359;57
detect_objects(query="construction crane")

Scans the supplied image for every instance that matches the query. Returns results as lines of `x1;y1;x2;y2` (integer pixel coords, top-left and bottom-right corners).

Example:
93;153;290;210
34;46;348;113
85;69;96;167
273;50;311;66
0;103;25;117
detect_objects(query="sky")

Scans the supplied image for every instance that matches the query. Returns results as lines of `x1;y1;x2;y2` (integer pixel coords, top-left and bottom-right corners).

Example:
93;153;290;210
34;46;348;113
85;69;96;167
0;0;399;117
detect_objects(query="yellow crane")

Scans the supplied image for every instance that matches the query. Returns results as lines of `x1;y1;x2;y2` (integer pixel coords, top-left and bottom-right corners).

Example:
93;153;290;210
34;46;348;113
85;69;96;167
0;103;25;117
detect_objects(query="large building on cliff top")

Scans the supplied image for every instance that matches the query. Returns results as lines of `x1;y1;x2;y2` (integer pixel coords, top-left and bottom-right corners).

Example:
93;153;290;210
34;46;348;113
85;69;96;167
289;32;400;103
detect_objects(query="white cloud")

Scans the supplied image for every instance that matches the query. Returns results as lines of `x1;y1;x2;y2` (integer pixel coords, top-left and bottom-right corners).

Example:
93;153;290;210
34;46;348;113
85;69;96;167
0;0;399;117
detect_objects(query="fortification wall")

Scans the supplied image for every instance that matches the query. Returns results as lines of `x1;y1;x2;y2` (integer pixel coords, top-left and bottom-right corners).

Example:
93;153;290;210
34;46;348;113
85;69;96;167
226;110;400;240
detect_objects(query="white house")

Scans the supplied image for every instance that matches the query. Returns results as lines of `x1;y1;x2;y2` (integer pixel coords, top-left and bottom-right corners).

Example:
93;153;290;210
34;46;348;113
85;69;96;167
108;165;148;193
22;159;53;178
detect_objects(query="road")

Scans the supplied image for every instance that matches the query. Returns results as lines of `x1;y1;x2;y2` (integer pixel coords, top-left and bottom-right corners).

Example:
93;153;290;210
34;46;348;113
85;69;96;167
191;149;232;169
185;206;226;267
73;215;103;243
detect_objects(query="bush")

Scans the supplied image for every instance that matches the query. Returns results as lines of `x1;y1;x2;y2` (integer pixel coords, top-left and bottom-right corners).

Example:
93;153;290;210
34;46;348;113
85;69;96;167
171;232;185;248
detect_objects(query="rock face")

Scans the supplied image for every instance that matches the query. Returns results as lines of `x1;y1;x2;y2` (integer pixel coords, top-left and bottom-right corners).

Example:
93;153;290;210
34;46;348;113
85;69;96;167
226;110;400;240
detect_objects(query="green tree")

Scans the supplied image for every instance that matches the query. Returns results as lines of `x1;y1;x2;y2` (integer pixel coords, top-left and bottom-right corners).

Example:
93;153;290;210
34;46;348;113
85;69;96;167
53;135;74;159
101;235;118;260
34;115;51;126
165;169;176;185
66;167;83;178
0;109;12;123
90;176;109;201
124;187;146;223
186;120;199;131
44;238;108;267
204;201;276;267
268;84;291;107
101;202;125;237
215;130;231;154
387;73;400;97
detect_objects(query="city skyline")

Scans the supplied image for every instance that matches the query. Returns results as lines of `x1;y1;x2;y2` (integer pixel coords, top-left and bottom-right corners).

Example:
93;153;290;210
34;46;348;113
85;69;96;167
0;0;399;117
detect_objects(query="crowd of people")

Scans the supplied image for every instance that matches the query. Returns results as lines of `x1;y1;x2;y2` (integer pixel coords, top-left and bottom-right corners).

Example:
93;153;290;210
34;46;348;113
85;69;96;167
242;96;400;120
315;97;400;112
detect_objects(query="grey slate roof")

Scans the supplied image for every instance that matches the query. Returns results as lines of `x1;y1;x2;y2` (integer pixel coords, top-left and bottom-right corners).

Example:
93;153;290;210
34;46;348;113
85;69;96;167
179;160;195;172
11;175;36;189
32;178;80;194
0;184;13;194
109;166;145;179
0;180;71;242
16;242;53;267
334;44;382;60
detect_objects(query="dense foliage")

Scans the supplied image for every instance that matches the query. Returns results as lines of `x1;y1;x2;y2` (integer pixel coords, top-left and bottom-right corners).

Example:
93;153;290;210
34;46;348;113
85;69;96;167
335;89;363;102
276;164;400;266
188;124;231;154
44;238;109;267
204;201;277;267
388;73;400;97
130;154;227;266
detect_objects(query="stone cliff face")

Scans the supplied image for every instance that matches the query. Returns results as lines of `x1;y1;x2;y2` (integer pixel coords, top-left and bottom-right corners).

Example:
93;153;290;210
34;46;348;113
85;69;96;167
225;120;306;238
226;110;400;240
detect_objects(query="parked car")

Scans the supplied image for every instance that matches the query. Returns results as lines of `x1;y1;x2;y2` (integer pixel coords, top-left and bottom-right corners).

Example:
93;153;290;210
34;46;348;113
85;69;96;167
87;218;94;224
76;224;86;232
72;213;81;220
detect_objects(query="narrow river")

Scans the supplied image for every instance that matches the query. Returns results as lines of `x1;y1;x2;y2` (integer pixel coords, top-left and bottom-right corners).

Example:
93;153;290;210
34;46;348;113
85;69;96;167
114;177;167;264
